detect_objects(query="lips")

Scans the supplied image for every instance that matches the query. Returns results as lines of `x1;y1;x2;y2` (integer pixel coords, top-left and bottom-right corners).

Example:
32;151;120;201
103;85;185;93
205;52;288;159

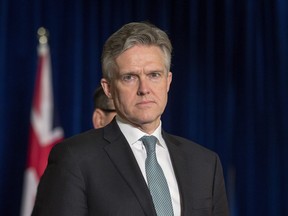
136;100;155;107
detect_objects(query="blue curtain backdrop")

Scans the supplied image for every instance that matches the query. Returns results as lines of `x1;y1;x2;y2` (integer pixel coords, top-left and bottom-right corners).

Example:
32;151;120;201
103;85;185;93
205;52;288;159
0;0;287;215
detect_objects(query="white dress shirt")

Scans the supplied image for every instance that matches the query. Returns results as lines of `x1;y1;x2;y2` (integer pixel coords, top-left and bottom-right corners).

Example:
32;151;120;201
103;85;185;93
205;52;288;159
116;116;181;216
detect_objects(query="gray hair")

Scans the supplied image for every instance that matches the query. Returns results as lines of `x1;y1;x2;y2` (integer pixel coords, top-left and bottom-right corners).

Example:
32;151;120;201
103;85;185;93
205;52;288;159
101;22;172;80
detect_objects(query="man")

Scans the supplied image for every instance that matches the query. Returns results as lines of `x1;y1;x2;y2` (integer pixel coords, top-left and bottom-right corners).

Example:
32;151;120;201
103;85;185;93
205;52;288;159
32;22;229;216
92;86;116;128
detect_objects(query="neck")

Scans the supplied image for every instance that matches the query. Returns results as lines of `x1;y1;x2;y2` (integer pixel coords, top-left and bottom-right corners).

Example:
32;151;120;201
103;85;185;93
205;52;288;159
116;116;161;134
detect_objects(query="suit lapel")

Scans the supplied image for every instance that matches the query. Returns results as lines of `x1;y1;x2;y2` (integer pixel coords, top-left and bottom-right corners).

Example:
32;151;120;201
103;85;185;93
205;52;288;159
102;120;157;216
163;131;192;216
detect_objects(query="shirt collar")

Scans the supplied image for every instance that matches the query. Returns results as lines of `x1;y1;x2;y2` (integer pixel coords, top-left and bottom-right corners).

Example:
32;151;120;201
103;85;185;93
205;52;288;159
116;116;167;149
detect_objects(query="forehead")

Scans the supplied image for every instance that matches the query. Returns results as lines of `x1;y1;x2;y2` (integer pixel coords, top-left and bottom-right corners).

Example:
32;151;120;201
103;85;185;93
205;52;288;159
116;45;165;69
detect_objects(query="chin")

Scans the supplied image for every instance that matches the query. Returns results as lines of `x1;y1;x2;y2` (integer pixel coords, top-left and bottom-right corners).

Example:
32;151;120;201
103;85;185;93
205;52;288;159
134;115;160;125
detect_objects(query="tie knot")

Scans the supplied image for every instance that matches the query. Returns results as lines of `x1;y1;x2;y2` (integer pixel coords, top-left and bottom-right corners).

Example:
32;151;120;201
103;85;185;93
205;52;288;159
141;135;157;153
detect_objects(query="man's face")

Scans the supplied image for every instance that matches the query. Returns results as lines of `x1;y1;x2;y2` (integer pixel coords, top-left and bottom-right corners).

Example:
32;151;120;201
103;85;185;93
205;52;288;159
102;45;172;133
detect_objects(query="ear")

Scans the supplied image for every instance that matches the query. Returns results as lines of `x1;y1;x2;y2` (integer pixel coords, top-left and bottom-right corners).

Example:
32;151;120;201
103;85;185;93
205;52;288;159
166;72;172;92
92;109;105;129
101;78;112;98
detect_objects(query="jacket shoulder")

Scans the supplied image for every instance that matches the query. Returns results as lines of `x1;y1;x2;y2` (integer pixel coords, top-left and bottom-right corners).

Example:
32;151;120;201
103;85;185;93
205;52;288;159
163;132;218;158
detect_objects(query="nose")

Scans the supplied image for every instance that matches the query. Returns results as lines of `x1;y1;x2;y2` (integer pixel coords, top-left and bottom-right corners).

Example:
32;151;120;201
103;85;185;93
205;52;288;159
137;77;150;96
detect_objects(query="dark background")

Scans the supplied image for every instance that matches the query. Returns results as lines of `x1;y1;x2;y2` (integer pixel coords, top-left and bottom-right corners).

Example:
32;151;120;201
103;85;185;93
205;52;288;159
0;0;287;215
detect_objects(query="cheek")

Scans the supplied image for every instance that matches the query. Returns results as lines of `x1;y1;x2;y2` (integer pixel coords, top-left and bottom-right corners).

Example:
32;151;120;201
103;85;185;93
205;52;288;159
113;90;132;108
157;84;169;96
157;87;169;106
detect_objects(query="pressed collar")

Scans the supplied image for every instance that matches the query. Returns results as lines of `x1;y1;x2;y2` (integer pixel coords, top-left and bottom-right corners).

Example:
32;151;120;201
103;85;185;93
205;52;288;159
116;116;167;149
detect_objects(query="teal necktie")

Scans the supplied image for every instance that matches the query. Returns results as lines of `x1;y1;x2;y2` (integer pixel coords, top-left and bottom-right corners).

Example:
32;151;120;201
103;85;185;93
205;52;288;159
141;135;174;216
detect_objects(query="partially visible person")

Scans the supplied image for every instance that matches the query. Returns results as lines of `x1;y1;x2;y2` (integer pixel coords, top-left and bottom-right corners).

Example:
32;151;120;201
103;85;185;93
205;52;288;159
92;86;116;128
32;21;229;216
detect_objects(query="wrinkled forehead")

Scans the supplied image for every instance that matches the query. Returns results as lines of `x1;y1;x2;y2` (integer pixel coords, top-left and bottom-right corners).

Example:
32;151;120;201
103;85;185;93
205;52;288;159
116;45;167;68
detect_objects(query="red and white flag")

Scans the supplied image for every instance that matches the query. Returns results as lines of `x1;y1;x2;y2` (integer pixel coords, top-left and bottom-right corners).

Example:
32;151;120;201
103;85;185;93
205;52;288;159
20;38;64;216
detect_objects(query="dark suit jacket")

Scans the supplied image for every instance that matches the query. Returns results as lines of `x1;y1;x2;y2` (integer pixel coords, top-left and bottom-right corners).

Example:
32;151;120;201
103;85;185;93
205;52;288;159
32;119;229;216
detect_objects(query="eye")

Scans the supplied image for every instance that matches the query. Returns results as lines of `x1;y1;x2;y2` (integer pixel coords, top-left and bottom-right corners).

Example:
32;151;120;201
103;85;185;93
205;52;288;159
148;72;162;80
121;74;137;83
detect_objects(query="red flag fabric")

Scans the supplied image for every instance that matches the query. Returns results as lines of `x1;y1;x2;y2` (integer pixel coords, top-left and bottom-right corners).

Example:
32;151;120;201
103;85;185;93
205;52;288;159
20;41;64;216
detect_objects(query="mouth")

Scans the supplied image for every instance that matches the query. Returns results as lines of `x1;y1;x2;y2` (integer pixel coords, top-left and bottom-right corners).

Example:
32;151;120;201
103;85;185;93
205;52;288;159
136;100;155;107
